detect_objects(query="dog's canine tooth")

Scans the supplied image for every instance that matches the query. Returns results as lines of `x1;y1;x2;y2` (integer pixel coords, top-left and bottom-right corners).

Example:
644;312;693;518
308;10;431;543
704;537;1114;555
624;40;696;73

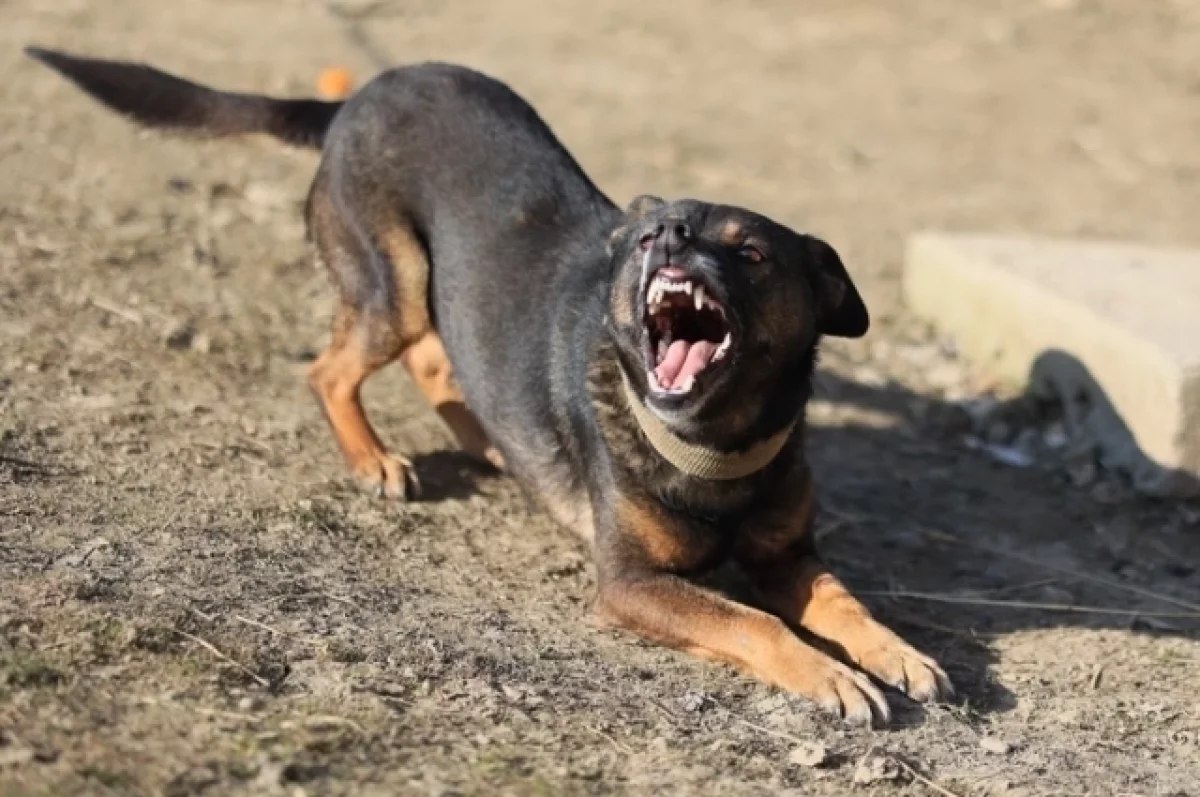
694;285;705;311
713;331;732;361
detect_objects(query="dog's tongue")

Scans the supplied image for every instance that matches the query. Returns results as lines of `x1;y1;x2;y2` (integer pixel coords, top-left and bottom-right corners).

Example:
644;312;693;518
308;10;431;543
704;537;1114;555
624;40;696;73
655;339;717;389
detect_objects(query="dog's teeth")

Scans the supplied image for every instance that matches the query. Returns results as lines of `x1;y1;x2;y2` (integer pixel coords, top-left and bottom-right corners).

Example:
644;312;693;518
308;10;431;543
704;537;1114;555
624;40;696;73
694;285;705;311
675;375;695;393
713;332;732;361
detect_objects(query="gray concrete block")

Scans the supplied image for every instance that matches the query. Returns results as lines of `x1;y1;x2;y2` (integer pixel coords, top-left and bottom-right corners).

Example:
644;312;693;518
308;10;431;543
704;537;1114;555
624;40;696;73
903;233;1200;493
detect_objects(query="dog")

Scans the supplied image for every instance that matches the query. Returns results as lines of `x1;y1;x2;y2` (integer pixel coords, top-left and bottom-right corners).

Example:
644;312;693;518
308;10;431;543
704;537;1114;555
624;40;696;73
27;47;952;725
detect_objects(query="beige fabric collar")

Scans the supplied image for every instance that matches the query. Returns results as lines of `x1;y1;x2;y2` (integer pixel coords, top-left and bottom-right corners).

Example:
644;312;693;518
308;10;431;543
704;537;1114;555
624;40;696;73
620;372;795;480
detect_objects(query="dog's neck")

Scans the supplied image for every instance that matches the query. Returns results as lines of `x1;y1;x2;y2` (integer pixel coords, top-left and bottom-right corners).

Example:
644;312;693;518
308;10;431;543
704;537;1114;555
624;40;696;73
619;372;795;480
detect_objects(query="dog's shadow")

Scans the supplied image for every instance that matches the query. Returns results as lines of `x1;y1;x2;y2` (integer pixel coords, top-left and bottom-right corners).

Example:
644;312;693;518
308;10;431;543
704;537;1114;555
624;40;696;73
409;450;504;501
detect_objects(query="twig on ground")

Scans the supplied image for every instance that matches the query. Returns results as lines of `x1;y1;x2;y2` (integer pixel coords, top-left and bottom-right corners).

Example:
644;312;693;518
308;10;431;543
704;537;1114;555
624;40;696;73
90;296;143;325
304;715;367;735
233;614;286;636
191;706;261;722
858;589;1200;619
893;758;965;797
173;628;269;687
923;528;1200;613
719;710;810;747
266;590;360;609
587;724;633;755
814;518;852;541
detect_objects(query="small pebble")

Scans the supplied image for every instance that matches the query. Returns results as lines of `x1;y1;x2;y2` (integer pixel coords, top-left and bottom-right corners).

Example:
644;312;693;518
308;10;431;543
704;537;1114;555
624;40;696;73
980;736;1012;755
677;690;712;713
851;755;900;785
787;742;828;768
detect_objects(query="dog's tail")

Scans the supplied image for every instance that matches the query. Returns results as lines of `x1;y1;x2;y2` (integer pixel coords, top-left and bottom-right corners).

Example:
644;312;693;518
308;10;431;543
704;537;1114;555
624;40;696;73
25;46;342;150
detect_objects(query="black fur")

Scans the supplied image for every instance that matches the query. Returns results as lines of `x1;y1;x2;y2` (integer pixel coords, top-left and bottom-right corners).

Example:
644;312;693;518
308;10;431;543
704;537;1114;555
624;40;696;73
25;47;341;148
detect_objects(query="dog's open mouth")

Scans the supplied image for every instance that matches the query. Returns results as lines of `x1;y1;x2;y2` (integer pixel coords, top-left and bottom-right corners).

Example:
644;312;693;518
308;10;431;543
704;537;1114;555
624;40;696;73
643;267;733;395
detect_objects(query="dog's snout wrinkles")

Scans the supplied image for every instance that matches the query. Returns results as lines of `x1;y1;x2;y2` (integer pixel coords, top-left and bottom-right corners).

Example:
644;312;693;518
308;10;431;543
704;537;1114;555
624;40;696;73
652;219;693;253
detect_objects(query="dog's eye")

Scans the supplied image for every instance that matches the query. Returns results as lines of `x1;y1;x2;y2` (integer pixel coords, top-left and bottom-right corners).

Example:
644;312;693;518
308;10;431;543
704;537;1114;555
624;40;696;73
738;245;765;264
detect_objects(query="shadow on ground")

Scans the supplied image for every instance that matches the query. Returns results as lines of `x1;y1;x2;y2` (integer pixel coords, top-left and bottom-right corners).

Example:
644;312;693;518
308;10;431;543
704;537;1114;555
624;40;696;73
804;368;1199;715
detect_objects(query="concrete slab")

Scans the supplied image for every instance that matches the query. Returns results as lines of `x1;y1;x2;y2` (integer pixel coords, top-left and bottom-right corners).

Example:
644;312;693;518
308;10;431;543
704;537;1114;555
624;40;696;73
903;233;1200;493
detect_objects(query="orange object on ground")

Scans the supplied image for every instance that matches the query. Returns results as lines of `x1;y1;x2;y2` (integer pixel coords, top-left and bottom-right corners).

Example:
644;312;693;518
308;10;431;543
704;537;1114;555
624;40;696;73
316;66;354;100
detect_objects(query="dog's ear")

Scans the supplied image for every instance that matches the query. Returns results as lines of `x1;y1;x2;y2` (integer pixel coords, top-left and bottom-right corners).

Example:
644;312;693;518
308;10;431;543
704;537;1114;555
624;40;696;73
806;236;869;338
607;194;666;255
624;194;666;218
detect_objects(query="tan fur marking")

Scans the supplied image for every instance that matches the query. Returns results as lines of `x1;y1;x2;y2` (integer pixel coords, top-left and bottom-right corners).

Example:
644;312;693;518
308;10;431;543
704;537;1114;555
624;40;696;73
719;220;745;247
308;308;411;498
379;224;432;343
614;499;691;566
399;331;504;469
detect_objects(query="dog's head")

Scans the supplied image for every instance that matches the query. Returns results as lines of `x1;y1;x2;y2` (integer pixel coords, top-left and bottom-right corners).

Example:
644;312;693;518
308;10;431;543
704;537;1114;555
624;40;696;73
606;196;868;441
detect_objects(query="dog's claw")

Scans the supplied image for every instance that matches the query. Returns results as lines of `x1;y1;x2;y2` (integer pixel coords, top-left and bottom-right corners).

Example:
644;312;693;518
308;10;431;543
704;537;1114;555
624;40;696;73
810;659;891;728
933;667;956;701
856;640;953;704
351;452;418;500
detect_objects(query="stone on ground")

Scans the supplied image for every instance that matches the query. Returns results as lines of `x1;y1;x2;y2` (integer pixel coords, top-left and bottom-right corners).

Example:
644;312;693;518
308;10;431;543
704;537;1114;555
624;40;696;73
903;232;1200;495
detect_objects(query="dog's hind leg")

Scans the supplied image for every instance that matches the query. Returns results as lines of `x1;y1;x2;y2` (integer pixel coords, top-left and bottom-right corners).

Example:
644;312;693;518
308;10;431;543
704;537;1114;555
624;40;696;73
399;329;505;471
305;175;421;498
307;302;416;498
307;174;501;497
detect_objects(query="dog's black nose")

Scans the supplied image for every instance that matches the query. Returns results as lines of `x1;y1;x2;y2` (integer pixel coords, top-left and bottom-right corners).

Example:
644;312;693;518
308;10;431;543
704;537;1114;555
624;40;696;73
653;219;693;252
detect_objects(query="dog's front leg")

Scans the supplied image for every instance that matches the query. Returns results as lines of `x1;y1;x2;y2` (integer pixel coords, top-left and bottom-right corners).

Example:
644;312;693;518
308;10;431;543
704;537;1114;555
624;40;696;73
741;550;954;704
593;568;890;726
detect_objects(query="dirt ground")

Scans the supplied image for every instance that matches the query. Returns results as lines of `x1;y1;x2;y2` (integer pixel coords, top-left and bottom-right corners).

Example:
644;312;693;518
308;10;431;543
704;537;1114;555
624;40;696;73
3;1;1200;795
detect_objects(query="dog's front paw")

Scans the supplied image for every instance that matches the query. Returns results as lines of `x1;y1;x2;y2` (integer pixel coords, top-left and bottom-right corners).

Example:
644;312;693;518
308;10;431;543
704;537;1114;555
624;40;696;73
767;641;892;726
349;452;419;500
803;657;892;727
855;636;953;703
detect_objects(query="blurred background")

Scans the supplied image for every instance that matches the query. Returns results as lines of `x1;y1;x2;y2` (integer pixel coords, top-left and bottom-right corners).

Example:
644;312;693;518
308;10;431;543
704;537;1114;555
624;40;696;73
8;0;1200;318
